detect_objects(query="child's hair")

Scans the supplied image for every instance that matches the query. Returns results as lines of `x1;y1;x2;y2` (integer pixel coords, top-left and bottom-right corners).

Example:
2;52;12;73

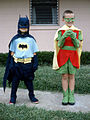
63;10;74;18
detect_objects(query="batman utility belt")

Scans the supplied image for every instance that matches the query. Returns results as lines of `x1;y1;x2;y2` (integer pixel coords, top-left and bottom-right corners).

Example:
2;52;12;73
13;56;32;64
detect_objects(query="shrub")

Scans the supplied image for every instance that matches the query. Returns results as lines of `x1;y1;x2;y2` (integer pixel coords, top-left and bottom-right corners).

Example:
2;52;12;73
37;51;53;65
0;53;8;66
0;51;90;66
81;51;90;65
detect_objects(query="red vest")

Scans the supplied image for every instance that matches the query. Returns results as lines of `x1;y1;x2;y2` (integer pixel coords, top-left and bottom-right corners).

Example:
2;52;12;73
57;30;79;68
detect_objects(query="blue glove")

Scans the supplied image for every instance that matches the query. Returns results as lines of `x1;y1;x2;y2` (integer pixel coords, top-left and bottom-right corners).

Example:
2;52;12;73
9;56;14;71
32;55;38;72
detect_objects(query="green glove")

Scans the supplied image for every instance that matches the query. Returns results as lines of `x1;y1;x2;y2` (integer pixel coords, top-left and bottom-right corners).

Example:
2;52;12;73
58;30;71;47
68;30;80;48
58;38;65;47
69;30;76;40
62;30;71;39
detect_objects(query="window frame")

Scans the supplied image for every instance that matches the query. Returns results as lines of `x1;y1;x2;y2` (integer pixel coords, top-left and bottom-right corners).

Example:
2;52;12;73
30;0;59;26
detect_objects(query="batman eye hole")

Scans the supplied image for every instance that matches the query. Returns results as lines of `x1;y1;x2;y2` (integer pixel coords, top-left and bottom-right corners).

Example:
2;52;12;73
19;25;23;27
24;24;28;26
19;24;28;27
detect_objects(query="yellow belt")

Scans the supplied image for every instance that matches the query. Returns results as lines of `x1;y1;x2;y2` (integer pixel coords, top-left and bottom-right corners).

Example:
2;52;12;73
13;57;32;64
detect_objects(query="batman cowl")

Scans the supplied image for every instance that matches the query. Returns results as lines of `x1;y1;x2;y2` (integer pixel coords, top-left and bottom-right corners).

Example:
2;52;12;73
18;16;30;37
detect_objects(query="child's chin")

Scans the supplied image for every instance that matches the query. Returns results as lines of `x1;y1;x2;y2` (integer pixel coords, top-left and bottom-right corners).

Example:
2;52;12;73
67;24;73;27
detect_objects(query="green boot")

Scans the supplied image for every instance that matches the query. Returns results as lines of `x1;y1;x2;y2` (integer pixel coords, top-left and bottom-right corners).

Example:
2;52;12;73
62;89;68;105
68;88;75;105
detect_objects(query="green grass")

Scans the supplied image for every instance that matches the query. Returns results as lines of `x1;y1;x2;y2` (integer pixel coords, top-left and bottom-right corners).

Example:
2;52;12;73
0;103;89;120
0;65;90;94
75;65;90;94
0;65;90;120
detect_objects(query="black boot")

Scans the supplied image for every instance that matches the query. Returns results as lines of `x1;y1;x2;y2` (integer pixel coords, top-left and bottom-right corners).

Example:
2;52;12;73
10;76;20;104
29;94;39;104
24;80;39;104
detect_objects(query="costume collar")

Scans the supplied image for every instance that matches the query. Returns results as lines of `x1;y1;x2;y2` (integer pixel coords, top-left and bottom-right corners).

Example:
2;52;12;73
59;25;80;31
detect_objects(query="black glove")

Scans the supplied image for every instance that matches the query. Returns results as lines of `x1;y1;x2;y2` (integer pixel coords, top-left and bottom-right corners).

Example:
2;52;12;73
9;56;14;71
32;55;38;72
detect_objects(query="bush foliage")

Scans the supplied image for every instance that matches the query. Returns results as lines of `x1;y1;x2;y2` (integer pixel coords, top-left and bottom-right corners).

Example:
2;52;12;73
0;51;90;66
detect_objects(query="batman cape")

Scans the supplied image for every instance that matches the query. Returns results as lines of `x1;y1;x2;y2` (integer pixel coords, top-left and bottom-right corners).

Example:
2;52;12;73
3;17;38;92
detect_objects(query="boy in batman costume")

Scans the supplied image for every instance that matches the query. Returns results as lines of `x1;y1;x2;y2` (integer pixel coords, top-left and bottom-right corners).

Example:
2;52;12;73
3;16;39;104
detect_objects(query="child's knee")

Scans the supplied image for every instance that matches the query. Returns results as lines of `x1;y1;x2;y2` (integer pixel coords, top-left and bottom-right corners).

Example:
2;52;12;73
62;74;68;80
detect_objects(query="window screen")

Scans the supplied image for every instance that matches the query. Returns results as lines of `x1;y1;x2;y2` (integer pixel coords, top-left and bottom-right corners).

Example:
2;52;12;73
30;0;58;24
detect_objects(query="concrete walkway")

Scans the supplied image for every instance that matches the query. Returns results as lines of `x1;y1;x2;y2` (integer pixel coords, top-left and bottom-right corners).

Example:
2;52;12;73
0;87;90;113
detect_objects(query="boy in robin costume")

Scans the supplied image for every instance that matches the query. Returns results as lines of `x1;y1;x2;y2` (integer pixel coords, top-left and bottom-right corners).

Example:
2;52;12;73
53;10;83;105
3;16;39;104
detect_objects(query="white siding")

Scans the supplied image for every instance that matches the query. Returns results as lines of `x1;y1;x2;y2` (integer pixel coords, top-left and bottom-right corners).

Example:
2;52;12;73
59;0;90;51
0;0;29;53
0;0;90;52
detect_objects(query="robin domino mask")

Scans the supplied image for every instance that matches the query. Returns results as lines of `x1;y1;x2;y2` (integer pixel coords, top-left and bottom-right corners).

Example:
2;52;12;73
64;18;75;22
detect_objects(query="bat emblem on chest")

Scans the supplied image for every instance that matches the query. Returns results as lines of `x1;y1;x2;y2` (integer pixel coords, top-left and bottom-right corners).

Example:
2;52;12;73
17;42;29;51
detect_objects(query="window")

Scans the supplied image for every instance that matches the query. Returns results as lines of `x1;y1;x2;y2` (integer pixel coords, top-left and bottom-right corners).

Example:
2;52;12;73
30;0;58;25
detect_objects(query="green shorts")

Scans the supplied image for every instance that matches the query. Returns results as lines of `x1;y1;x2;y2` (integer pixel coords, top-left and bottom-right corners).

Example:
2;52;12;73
58;59;77;74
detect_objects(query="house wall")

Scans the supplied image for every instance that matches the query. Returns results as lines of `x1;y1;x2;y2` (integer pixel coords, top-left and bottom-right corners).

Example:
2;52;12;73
0;0;29;53
59;0;90;51
0;0;90;53
30;0;90;51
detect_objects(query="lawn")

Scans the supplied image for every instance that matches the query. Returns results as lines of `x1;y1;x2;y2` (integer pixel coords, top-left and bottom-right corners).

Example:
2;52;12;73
0;104;89;120
0;65;90;94
0;65;90;120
